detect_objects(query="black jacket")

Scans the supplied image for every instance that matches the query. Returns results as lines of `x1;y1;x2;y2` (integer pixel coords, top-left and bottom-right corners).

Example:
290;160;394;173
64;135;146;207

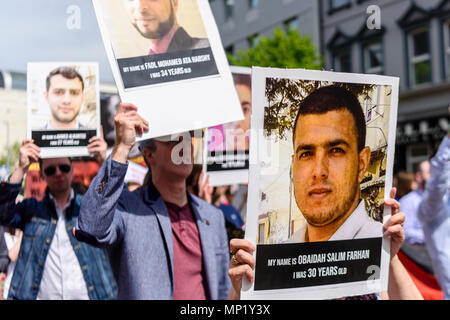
0;225;9;272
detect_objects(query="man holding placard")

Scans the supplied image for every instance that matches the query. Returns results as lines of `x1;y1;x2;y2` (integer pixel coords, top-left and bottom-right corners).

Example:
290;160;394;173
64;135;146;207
0;135;116;300
75;103;231;300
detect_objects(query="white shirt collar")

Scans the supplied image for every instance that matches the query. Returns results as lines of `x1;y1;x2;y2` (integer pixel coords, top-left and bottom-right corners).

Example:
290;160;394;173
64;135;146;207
287;200;381;243
329;200;372;241
44;120;81;130
49;189;75;218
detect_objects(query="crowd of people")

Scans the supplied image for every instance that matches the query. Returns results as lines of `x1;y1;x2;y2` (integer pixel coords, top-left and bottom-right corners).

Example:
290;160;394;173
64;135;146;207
0;92;448;300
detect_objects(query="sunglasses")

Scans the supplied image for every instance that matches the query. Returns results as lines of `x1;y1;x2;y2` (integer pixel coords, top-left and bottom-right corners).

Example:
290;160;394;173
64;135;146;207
43;164;71;176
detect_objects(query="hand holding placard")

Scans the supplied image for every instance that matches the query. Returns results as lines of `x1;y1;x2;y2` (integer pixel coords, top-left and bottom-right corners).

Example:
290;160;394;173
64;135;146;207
111;103;149;164
9;140;40;184
228;238;255;300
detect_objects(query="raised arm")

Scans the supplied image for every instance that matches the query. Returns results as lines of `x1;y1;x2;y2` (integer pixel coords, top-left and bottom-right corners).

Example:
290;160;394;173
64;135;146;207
381;188;423;300
418;135;449;225
75;103;149;246
0;140;40;229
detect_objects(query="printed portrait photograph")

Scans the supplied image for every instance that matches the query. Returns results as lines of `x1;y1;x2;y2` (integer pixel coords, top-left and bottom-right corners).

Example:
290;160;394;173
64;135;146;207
257;79;393;245
96;0;212;59
28;62;99;131
208;71;252;153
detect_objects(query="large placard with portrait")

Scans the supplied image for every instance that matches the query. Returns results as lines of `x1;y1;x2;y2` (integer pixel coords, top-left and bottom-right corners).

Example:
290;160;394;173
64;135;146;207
243;67;399;299
27;62;100;158
92;0;243;140
204;66;251;186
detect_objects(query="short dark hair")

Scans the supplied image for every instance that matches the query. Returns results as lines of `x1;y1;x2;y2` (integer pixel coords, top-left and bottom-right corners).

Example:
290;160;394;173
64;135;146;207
232;73;251;89
140;140;157;185
46;67;84;91
292;85;366;152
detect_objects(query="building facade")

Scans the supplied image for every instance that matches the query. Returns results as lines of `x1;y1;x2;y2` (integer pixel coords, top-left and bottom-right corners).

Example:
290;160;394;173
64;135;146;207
209;0;321;55
320;0;450;172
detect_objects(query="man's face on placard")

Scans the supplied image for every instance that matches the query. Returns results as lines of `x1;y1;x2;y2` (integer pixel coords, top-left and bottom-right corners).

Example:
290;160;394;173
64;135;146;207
45;74;85;127
292;109;369;228
124;0;177;39
235;83;252;134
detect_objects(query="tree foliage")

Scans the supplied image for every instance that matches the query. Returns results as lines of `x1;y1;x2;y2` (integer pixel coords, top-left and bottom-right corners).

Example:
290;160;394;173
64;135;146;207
0;141;21;170
227;27;322;69
227;27;378;141
264;79;376;141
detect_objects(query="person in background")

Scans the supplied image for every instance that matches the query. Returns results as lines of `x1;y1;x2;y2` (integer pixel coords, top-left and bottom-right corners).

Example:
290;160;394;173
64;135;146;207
0;226;9;274
397;162;436;294
75;103;231;300
418;134;450;299
0;134;116;300
2;228;22;300
395;171;416;200
213;186;245;243
400;161;429;245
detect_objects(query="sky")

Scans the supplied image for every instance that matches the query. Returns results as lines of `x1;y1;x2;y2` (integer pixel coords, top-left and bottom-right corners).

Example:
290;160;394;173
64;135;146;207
0;0;114;83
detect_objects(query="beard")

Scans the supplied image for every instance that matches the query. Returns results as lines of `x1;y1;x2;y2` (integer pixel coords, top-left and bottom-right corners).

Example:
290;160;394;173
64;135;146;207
133;8;175;39
297;173;360;228
52;108;80;124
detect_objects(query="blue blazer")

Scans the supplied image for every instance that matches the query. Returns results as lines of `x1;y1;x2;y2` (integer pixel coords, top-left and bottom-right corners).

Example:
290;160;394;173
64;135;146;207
75;157;231;300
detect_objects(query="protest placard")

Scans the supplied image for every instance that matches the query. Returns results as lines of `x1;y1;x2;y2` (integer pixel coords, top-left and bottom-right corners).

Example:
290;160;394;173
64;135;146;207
27;62;100;158
92;0;243;140
204;66;251;186
242;67;399;299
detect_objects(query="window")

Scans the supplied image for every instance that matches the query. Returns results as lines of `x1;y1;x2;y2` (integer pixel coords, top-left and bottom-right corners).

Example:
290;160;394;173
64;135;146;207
334;49;352;72
247;34;259;47
224;0;234;20
408;27;431;85
445;20;450;79
258;223;265;244
225;45;234;56
248;0;259;9
330;0;350;10
284;17;299;31
406;143;430;172
363;41;383;74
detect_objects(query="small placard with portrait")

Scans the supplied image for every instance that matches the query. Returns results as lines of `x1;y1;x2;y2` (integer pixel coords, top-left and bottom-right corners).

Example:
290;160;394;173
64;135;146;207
203;66;252;186
27;62;100;158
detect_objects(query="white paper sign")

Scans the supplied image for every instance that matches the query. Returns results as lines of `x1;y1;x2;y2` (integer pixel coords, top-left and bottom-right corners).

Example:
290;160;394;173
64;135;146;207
91;0;243;140
242;67;399;300
204;66;251;186
27;62;100;158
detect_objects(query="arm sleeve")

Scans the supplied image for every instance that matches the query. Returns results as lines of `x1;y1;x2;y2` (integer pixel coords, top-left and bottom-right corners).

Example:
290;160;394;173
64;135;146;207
0;181;29;230
400;195;424;244
75;156;129;247
216;208;232;300
418;136;450;225
0;227;10;272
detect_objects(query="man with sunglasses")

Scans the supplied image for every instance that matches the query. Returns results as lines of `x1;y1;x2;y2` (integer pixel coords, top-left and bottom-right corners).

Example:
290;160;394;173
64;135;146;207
75;103;231;300
0;135;117;300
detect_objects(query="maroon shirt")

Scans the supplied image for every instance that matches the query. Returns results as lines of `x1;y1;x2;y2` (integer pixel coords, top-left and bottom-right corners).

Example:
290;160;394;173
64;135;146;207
165;201;207;300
